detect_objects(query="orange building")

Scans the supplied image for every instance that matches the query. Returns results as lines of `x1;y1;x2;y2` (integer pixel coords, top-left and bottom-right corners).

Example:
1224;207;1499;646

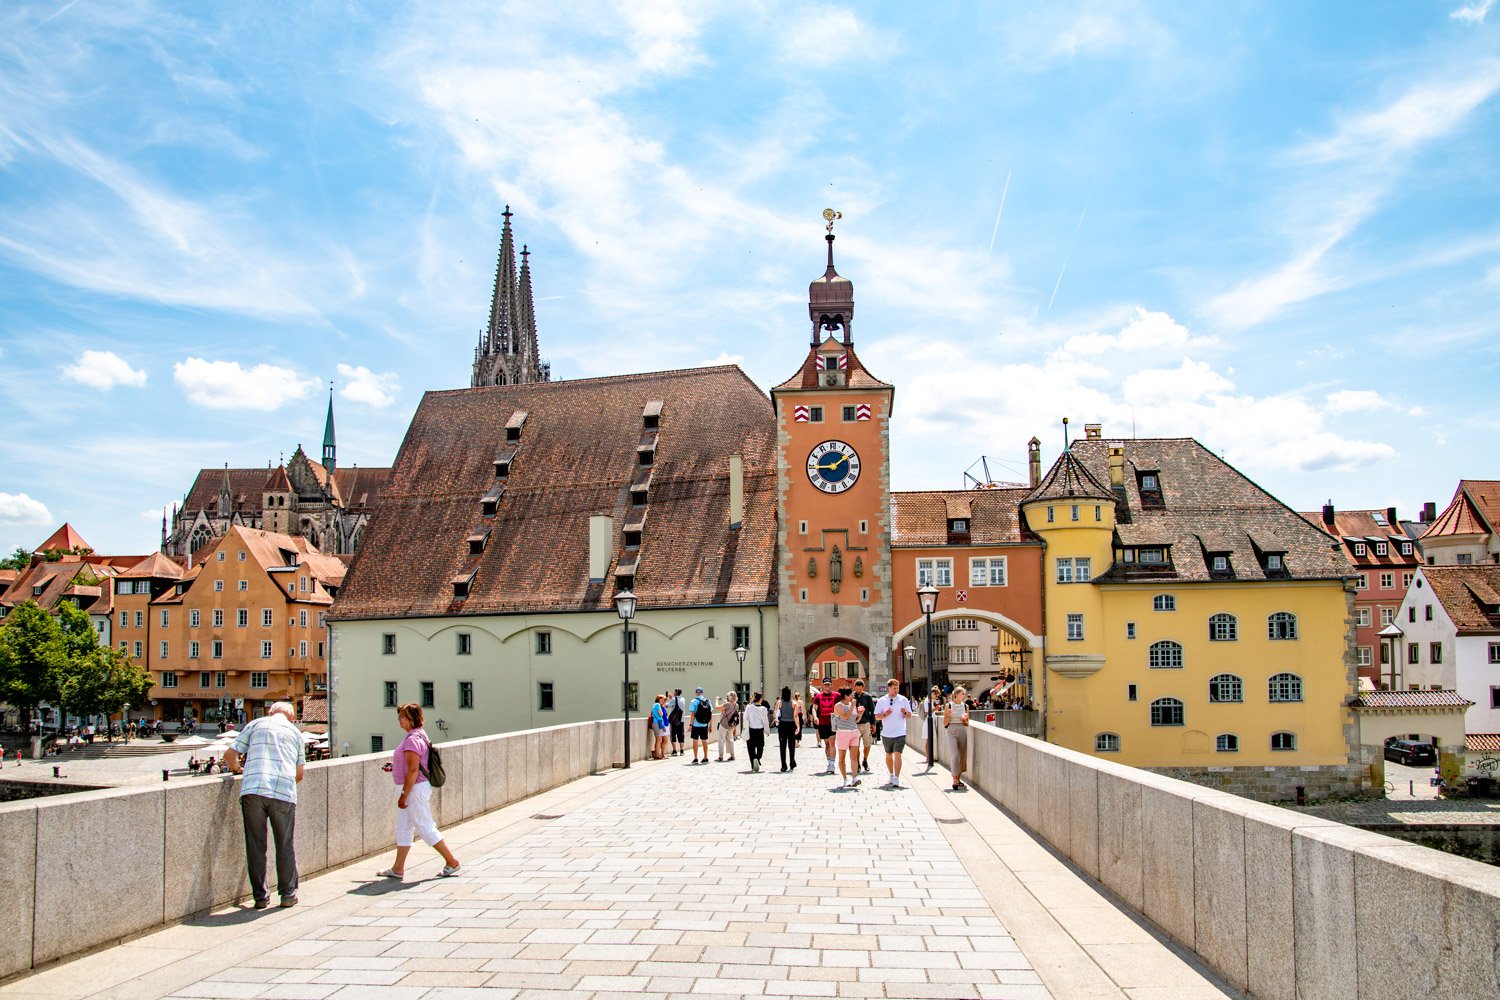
772;228;895;694
124;526;345;723
890;487;1045;698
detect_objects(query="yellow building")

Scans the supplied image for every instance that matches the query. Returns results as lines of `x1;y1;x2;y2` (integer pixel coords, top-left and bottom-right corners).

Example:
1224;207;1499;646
1025;434;1364;800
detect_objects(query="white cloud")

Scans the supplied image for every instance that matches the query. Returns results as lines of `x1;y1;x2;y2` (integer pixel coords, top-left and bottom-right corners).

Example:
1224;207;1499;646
779;8;897;66
1063;307;1219;357
1452;0;1495;23
698;352;745;369
1324;389;1394;415
337;363;399;408
60;349;147;390
0;492;52;526
173;357;317;411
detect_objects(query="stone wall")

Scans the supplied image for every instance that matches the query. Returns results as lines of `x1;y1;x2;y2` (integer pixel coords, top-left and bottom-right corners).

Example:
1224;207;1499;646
1142;762;1368;803
913;714;1500;1000
0;718;640;980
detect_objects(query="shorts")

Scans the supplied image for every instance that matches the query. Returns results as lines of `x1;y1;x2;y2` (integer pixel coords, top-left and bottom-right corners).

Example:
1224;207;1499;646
670;720;685;742
882;735;907;754
835;730;859;751
817;723;834;741
857;723;873;749
691;724;709;740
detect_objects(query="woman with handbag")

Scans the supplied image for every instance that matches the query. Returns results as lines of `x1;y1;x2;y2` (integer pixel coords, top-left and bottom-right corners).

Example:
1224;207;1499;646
376;703;461;880
942;686;971;791
716;691;740;762
773;686;801;772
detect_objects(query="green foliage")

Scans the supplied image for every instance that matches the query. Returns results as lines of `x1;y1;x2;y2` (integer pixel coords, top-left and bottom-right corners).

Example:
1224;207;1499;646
0;547;30;570
0;601;151;734
0;602;64;733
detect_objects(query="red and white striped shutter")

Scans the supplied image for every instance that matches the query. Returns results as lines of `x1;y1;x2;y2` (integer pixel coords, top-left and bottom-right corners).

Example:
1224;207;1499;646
793;404;810;423
855;403;872;421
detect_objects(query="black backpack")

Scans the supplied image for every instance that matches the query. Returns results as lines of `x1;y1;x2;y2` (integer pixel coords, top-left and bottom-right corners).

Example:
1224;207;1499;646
694;699;712;725
669;700;683;723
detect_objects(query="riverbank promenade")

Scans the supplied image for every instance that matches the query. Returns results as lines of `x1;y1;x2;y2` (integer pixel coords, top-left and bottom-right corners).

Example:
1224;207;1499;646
0;748;1237;1000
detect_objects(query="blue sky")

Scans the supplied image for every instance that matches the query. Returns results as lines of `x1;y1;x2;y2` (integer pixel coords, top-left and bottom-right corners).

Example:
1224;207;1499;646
2;1;1498;557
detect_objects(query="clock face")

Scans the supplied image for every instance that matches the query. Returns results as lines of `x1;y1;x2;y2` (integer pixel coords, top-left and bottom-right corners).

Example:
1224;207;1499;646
806;440;860;494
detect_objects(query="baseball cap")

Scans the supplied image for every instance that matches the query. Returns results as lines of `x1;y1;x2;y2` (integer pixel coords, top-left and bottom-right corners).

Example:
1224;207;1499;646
694;686;703;693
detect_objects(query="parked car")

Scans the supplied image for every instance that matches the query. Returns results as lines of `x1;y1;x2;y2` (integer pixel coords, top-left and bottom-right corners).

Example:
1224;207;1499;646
1384;739;1436;766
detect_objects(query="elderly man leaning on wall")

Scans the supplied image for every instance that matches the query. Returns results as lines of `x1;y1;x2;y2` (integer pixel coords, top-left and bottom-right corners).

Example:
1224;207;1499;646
224;701;306;909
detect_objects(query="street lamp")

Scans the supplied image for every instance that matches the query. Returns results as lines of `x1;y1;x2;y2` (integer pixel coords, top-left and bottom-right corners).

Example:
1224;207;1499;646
734;645;748;706
614;589;637;769
917;583;939;769
903;644;915;691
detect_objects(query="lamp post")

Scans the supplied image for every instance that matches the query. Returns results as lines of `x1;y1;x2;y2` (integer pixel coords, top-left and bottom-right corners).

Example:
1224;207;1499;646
735;645;748;705
917;584;939;769
903;644;915;690
614;589;637;768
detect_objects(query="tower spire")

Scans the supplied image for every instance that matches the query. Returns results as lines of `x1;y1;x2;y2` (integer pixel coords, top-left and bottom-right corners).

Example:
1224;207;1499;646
809;209;854;346
470;207;549;387
322;383;337;474
517;244;541;380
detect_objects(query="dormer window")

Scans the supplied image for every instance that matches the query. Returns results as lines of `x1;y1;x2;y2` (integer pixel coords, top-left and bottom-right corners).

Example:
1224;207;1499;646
949;519;968;534
1375;542;1387;556
1141;473;1158;491
638;447;654;467
504;409;527;443
1266;554;1283;571
467;529;490;555
452;570;476;598
642;400;663;429
1353;542;1366;557
1401;542;1413;556
624;530;642;548
643;414;658;430
505;427;520;443
494;459;510;477
1137;471;1164;508
630;486;648;506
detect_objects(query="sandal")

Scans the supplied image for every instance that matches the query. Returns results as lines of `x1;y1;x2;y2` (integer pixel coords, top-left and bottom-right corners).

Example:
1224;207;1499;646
375;868;403;879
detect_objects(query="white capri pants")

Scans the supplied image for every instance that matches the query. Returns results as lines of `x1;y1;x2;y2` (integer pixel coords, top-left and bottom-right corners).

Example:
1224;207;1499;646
395;781;443;847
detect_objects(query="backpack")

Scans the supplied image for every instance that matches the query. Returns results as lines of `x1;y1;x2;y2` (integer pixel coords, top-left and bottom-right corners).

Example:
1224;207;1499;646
669;699;683;723
694;698;712;725
419;739;447;788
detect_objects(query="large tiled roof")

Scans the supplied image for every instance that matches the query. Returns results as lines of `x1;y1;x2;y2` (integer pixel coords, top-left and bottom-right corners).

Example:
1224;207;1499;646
1352;690;1473;709
332;366;778;620
1024;449;1114;503
120;552;186;580
0;560;112;615
1422;565;1500;633
892;489;1032;546
180;464;392;516
36;523;91;553
1420;480;1500;540
234;527;346;602
1063;438;1349;583
773;342;891;391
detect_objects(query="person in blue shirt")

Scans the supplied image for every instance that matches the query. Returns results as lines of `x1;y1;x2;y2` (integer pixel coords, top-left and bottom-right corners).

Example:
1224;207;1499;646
688;687;714;763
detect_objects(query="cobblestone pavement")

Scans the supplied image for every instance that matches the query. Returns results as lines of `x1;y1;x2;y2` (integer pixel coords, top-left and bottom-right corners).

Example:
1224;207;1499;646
163;753;1045;1000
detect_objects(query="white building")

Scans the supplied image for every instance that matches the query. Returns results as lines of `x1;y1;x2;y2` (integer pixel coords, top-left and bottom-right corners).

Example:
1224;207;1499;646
1389;566;1500;736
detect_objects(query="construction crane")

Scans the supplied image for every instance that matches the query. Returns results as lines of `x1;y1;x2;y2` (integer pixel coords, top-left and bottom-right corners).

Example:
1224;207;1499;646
962;456;1025;490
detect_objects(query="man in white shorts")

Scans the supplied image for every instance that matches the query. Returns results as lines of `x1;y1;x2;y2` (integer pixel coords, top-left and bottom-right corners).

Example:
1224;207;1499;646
874;678;913;788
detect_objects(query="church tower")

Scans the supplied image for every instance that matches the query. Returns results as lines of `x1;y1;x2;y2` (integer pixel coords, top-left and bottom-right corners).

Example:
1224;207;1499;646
322;386;336;474
471;207;551;388
771;214;895;695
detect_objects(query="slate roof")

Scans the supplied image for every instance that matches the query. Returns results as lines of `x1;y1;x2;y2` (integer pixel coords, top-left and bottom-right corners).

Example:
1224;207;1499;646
1023;449;1115;503
1059;438;1349;584
1422;566;1500;633
1420;480;1500;540
1351;690;1473;709
332;366;778;620
892;489;1033;546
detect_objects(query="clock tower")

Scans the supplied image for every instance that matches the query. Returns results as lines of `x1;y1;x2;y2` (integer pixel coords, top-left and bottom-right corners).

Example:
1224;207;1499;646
772;217;894;695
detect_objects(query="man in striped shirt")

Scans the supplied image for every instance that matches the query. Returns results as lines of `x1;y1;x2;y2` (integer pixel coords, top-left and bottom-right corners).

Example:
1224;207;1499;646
225;701;306;909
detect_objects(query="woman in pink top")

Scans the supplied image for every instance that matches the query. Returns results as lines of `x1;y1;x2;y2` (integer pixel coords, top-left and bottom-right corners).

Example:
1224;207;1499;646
376;703;461;879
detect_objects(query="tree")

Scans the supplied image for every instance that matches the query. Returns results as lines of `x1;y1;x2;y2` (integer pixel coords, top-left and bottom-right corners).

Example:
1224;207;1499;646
53;603;153;728
0;601;64;738
0;547;30;571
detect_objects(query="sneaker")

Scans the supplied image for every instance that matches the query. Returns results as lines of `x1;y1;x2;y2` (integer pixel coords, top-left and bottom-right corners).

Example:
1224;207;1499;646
851;778;861;788
438;865;461;878
279;894;298;908
253;897;270;910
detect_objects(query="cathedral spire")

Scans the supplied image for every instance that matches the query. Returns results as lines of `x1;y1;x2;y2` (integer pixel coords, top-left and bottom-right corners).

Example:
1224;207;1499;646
485;206;517;356
471;207;551;388
517;244;539;377
322;384;337;474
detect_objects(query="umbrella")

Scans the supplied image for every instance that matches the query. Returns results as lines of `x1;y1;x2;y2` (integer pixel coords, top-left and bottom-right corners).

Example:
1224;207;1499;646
173;735;211;748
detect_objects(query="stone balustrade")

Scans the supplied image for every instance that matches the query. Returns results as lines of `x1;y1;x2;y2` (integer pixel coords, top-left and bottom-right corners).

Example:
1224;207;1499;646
0;718;640;979
911;712;1500;1000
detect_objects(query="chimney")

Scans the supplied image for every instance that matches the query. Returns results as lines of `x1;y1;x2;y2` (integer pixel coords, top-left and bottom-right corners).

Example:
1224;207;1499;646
1386;506;1398;530
1108;446;1124;488
1027;437;1041;489
1322;501;1335;529
1084;423;1102;440
729;454;744;529
1422;501;1436;522
588;515;612;582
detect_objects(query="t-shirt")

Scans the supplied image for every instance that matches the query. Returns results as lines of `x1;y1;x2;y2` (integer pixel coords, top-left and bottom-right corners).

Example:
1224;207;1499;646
854;692;876;725
392;727;431;787
813;690;840;724
689;697;714;725
744;703;771;730
874;695;913;738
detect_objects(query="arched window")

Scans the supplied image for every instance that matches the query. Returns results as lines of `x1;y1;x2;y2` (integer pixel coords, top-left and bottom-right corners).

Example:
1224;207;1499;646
1150;697;1184;727
1148;640;1183;669
189;525;212;553
1267;612;1298;640
1268;673;1303;702
1095;733;1121;752
1152;594;1176;611
1215;733;1239;752
1271;731;1297;751
1208;613;1238;642
1208;674;1243;703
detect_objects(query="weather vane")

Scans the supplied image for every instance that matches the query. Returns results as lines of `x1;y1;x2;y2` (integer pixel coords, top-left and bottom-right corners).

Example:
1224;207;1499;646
823;208;842;233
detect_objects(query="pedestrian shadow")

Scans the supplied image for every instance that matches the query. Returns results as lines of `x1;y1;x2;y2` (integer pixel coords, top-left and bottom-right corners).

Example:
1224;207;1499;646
186;906;277;927
350;877;423;896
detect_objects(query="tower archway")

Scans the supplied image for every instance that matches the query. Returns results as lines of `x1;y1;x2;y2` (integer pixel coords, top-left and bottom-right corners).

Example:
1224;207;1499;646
891;608;1041;705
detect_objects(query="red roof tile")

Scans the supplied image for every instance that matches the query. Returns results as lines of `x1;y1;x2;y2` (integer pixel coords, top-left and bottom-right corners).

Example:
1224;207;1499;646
1465;734;1500;753
36;523;91;553
1422;565;1500;633
893;489;1032;546
1352;690;1473;709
